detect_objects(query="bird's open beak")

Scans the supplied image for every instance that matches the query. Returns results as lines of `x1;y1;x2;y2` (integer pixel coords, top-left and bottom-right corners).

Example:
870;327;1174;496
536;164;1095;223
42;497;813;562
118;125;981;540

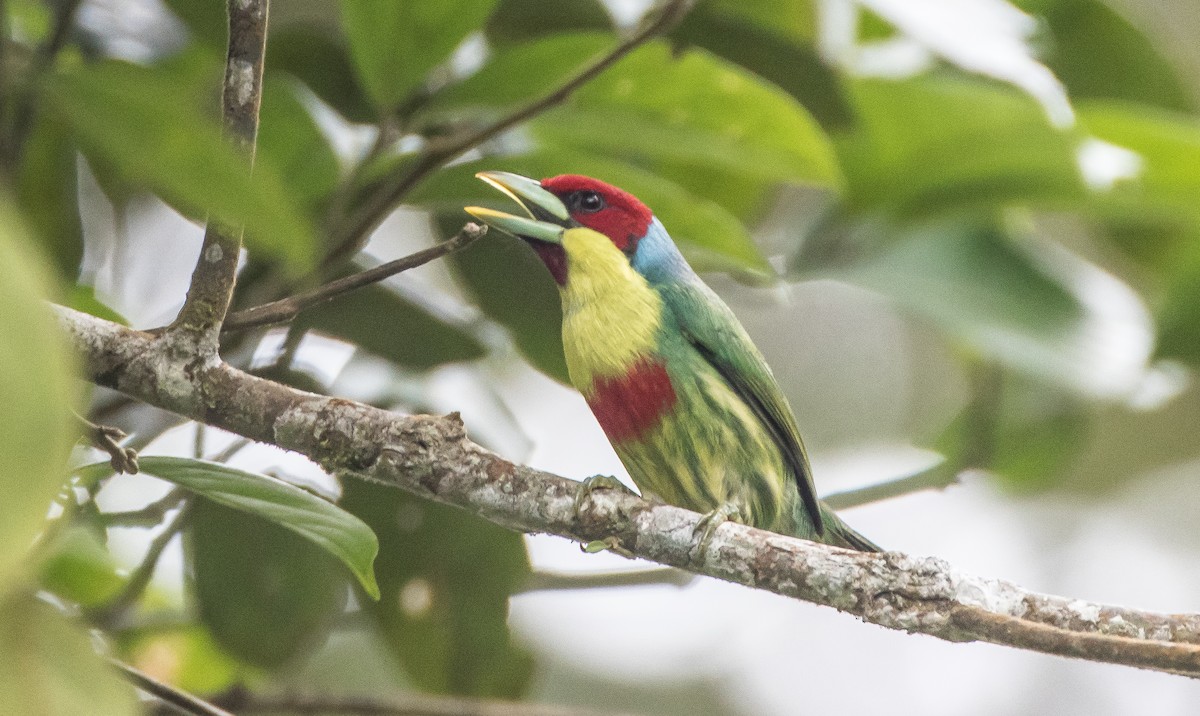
465;171;571;245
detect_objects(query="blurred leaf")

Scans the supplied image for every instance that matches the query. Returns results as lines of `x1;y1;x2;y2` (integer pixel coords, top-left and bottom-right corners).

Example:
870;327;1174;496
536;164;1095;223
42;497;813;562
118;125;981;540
486;0;611;46
65;285;128;325
134;456;379;598
295;278;486;371
119;626;241;696
47;60;316;273
1157;245;1200;364
190;499;348;669
38;527;124;608
412;153;772;273
1081;102;1200;226
17;116;82;280
0;593;138;715
163;0;227;49
836;76;1085;217
258;76;340;214
342;0;501;111
419;33;613;125
534;42;841;187
342;480;533;697
0;206;76;591
268;25;376;124
9;0;52;43
671;5;854;130
832;221;1104;391
707;0;817;43
1022;0;1194;112
936;370;1089;492
1082;104;1200;349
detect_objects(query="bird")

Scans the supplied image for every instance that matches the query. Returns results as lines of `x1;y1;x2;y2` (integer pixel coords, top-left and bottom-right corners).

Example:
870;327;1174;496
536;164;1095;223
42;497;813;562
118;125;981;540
465;171;879;552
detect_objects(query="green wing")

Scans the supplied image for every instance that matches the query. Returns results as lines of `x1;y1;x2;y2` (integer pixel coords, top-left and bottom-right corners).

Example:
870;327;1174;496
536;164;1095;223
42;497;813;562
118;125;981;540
659;281;825;533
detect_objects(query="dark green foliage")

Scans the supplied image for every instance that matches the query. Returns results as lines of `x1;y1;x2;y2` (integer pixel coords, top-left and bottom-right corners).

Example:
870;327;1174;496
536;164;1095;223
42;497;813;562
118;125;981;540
6;0;1200;711
190;499;349;669
342;480;534;697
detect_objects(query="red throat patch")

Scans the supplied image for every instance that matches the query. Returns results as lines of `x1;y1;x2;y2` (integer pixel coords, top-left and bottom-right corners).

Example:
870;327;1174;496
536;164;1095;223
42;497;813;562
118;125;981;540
586;358;677;443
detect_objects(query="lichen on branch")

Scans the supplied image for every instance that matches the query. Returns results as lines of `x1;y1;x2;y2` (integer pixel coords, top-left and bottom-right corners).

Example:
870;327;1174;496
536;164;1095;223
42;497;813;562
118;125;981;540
56;304;1200;678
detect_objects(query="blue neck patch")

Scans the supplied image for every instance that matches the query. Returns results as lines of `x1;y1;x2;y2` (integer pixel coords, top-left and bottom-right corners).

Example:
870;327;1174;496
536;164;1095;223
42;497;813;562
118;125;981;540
630;218;694;285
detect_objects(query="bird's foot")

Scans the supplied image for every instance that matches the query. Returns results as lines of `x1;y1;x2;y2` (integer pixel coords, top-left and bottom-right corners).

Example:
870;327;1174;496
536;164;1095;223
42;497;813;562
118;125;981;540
580;536;634;558
692;502;742;561
573;474;636;516
575;477;637;558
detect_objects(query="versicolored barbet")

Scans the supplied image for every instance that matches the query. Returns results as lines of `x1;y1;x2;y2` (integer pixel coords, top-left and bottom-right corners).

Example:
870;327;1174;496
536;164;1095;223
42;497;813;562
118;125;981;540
466;172;880;552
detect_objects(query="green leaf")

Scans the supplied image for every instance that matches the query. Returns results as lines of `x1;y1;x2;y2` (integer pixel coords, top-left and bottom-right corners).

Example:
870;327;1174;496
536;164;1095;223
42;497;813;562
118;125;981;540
163;0;227;49
419;33;613;125
132;456;379;599
46;60;316;273
295;277;487;370
268;25;376;124
411;153;772;273
65;285;128;326
670;5;853;130
1157;242;1200;364
832;220;1109;392
257;76;340;216
38;527;125;608
117;626;241;696
342;0;501;111
706;0;817;43
1081;102;1200;226
16;116;83;280
485;0;612;46
534;42;841;187
0;207;76;591
342;480;533;697
836;76;1085;217
189;499;348;669
0;593;138;715
935;371;1088;493
1021;0;1194;112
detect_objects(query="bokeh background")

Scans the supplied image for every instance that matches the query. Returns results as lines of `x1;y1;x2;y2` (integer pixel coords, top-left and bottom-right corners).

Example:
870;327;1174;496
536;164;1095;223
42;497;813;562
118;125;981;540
9;0;1200;713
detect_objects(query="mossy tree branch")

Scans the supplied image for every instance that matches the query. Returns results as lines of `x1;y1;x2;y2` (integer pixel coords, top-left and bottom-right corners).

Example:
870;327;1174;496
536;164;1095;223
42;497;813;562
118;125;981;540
57;304;1200;679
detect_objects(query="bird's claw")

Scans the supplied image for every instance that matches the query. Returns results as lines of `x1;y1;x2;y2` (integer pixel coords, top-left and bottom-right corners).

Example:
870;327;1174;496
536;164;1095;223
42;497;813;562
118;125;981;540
575;477;637;558
692;502;742;561
581;536;634;558
573;474;635;515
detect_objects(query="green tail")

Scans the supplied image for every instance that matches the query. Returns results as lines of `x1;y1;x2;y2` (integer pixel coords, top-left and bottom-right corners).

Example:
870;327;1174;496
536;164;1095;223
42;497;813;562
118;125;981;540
817;503;882;553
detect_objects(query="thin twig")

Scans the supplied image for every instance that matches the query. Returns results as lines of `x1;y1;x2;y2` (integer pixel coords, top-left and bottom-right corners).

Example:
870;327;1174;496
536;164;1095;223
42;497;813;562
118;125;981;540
75;411;139;474
90;498;191;627
825;364;1005;510
822;463;960;510
322;0;695;265
114;660;235;716
519;567;694;593
169;0;270;349
213;690;630;716
101;487;187;528
223;223;486;332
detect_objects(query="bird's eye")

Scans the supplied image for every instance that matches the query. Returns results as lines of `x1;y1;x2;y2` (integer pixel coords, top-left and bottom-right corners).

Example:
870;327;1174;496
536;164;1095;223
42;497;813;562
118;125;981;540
573;191;606;214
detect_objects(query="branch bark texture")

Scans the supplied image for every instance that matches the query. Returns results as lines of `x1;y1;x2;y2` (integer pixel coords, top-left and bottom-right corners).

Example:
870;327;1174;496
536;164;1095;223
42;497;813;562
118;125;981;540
171;0;269;347
58;305;1200;678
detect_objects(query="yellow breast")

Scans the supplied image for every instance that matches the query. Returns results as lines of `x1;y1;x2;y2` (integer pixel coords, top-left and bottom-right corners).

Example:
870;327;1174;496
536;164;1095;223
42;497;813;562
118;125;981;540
558;228;664;391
